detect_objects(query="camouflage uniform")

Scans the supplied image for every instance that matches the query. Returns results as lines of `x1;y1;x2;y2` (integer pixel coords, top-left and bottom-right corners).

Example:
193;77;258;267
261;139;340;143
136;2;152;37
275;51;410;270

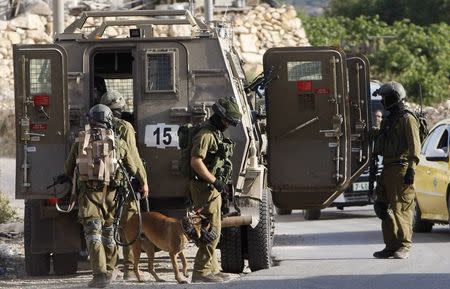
65;138;146;277
374;112;421;252
113;118;147;273
190;122;224;278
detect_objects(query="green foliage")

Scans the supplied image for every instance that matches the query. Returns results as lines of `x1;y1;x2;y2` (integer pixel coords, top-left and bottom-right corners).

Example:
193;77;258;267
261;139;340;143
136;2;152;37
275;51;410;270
326;0;450;25
0;192;16;224
302;15;450;105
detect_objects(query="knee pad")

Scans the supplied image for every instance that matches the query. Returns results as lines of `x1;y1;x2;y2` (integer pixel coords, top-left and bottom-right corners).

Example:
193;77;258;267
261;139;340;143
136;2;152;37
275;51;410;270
102;225;116;247
84;219;102;246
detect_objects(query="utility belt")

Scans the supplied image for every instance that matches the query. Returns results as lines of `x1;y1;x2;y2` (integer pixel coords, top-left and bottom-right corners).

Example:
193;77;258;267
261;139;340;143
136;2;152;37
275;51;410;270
83;180;118;192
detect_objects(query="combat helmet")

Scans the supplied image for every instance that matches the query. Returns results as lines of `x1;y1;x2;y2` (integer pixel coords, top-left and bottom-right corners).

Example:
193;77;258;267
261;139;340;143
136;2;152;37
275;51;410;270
212;97;242;127
88;104;113;128
100;90;126;116
372;81;406;109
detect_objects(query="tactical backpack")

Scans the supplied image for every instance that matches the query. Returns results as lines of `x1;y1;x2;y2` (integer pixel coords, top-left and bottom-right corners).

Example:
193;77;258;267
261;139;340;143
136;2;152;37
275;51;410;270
76;124;118;185
404;109;428;143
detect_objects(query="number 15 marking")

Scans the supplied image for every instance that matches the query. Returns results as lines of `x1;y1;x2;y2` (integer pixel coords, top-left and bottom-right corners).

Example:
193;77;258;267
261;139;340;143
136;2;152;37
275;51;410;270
145;123;179;149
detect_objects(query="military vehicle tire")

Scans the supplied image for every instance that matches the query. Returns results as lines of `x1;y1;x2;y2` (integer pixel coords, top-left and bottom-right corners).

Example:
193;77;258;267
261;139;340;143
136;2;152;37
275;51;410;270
247;189;273;271
275;207;292;215
412;200;433;233
220;227;244;273
303;208;321;220
24;201;50;276
53;252;78;275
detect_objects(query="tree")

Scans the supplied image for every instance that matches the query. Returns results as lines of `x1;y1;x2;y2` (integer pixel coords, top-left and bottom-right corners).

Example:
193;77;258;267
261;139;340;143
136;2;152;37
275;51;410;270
302;15;450;104
326;0;450;25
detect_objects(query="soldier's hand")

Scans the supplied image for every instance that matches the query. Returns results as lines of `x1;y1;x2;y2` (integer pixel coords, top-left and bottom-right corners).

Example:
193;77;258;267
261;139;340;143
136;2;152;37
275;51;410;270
404;168;415;185
140;183;149;199
212;179;225;193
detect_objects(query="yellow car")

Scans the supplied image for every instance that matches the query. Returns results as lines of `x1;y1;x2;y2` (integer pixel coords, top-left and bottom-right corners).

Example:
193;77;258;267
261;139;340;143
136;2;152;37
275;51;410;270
413;118;450;232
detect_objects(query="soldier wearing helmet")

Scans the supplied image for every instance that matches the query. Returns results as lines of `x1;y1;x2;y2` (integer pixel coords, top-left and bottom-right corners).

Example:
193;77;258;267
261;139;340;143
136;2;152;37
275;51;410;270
100;90;150;280
190;97;242;283
64;104;148;288
372;81;421;260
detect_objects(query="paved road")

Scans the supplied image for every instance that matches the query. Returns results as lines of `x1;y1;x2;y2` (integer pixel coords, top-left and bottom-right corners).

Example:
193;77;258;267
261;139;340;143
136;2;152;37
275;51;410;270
1;206;449;289
1;158;449;288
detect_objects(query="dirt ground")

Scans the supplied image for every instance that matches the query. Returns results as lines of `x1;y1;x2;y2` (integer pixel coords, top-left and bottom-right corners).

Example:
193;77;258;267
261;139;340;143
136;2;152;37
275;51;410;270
0;217;242;288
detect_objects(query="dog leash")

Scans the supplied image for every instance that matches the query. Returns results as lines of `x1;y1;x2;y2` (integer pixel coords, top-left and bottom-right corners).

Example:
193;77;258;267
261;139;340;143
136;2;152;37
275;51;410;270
193;194;219;215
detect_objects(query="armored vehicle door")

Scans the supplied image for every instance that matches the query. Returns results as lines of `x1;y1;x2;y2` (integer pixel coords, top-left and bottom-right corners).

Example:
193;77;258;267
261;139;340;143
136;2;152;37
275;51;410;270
13;44;68;199
346;54;371;178
264;47;371;209
134;42;189;199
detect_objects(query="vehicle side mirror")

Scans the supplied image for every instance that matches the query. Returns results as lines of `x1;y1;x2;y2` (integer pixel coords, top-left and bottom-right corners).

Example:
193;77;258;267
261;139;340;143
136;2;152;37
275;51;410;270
425;148;449;162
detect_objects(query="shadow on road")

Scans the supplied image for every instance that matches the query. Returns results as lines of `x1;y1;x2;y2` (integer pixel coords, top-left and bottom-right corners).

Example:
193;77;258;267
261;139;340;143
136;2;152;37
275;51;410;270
31;273;450;289
4;273;450;289
275;209;376;223
274;229;450;247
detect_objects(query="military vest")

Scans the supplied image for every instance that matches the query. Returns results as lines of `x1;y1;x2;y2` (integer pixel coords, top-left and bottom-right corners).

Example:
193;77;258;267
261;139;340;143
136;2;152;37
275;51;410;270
178;122;235;183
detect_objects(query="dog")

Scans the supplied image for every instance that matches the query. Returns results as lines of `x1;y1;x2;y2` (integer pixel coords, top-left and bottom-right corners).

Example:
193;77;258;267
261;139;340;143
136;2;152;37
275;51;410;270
123;211;203;284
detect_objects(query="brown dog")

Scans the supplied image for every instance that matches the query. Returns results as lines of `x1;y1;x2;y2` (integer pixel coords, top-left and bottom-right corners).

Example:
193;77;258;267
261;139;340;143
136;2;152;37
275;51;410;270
123;211;202;284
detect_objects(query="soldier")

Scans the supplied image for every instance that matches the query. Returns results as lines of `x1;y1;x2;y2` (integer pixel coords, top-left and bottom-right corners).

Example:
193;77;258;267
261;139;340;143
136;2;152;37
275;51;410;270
372;81;421;259
373;109;383;129
99;90;149;280
65;104;148;288
190;97;242;283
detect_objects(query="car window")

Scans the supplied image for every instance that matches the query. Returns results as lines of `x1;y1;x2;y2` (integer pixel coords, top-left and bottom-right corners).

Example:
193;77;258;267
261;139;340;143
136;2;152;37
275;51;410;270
422;125;446;155
436;127;449;153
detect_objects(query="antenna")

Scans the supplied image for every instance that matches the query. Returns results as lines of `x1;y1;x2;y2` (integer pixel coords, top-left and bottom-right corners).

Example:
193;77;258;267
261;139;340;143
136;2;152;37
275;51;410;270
418;82;423;115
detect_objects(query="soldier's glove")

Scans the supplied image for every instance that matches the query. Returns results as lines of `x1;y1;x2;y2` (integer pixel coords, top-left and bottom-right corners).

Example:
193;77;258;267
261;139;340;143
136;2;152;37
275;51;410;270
404;167;415;185
212;179;225;193
373;201;389;220
199;227;218;244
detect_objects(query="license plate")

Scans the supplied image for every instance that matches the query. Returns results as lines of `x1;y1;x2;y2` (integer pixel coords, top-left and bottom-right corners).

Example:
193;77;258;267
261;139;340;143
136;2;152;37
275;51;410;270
353;182;369;191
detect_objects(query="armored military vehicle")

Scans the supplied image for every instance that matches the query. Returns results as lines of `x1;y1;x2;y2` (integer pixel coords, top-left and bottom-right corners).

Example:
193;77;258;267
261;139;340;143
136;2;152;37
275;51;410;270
13;10;372;276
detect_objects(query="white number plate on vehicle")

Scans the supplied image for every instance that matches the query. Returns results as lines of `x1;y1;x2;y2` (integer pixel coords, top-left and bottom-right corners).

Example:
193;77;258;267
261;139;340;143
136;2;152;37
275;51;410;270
145;123;179;149
352;182;369;191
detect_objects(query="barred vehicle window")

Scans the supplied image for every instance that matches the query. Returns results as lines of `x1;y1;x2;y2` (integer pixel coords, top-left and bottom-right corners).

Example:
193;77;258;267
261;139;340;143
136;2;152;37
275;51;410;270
30;59;52;94
287;61;322;81
145;51;176;92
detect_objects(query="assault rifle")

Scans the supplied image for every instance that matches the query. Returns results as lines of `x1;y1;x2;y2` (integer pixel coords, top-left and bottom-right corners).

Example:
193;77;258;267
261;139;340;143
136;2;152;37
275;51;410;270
244;66;278;98
368;154;378;198
112;160;142;246
46;173;72;189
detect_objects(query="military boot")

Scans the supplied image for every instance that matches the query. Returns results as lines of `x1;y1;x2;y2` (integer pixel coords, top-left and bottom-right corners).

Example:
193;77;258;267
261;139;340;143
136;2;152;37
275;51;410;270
191;274;223;283
214;272;233;281
88;273;108;288
373;248;396;259
106;268;120;284
122;267;135;280
393;247;410;259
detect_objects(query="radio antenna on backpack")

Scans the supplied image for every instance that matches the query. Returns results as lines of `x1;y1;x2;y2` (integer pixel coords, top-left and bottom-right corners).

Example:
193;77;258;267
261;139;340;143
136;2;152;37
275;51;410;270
418;83;423;116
